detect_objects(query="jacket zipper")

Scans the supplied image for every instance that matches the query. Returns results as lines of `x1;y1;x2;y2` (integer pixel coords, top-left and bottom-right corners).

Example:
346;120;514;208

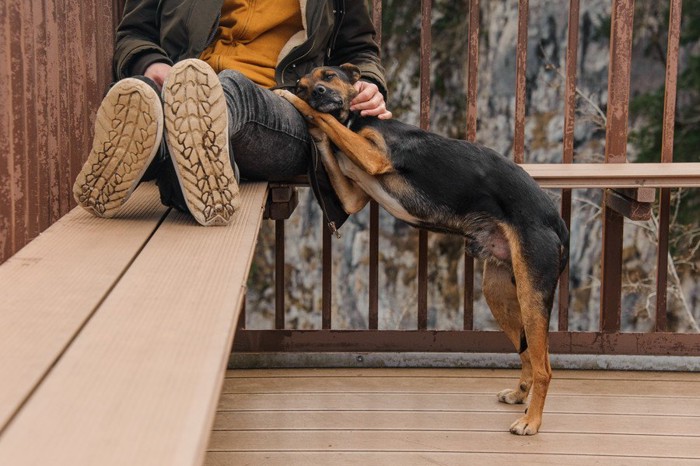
327;0;344;60
281;37;317;79
280;1;335;80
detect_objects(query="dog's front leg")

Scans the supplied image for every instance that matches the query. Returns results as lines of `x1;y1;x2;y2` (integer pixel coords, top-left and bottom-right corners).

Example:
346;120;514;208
275;89;393;176
310;127;369;214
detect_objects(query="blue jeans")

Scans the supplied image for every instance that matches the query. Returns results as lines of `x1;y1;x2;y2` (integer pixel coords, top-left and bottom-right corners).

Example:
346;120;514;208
148;70;312;212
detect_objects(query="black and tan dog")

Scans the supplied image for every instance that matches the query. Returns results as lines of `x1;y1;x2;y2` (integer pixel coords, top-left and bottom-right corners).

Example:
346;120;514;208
275;64;569;436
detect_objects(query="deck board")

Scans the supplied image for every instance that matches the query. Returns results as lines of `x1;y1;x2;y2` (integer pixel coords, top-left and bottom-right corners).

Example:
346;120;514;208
216;392;700;416
0;183;167;432
213;411;699;436
221;375;700;397
0;183;268;466
208;430;700;457
206;452;700;466
207;368;700;464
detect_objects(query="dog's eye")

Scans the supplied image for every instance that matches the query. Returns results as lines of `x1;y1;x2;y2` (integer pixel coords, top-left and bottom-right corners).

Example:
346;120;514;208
324;73;335;82
295;86;307;95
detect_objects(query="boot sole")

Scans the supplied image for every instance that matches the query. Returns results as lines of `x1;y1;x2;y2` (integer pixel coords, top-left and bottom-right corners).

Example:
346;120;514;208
162;59;240;226
73;78;163;217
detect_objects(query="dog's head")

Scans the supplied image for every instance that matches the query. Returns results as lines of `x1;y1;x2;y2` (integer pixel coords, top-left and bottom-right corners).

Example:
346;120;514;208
294;64;360;122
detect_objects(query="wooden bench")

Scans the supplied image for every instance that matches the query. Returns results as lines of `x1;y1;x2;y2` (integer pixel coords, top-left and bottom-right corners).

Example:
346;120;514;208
0;181;268;466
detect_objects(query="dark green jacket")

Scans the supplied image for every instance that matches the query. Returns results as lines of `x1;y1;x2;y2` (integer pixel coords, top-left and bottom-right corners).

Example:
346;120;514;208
113;0;387;94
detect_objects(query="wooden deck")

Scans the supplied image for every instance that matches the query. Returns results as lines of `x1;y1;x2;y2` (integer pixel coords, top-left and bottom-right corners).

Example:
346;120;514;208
206;368;700;465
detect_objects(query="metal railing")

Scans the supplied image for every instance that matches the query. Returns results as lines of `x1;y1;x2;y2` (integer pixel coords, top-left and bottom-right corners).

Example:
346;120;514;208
234;0;700;357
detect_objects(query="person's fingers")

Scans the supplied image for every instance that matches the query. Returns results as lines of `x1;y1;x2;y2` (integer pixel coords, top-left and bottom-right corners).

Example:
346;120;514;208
351;89;375;106
348;80;392;119
365;109;393;119
362;106;393;120
351;93;383;111
351;81;378;104
145;63;172;90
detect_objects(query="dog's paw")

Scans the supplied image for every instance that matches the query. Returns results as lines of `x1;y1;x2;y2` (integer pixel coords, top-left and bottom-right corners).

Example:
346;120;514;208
308;127;327;143
509;415;540;435
497;388;527;405
273;89;294;100
274;89;317;121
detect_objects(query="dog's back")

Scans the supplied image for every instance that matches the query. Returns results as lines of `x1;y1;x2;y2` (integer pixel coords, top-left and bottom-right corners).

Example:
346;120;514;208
349;116;567;252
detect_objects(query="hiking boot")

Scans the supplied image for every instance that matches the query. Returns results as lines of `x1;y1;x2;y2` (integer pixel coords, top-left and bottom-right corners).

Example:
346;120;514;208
162;59;240;226
73;78;163;217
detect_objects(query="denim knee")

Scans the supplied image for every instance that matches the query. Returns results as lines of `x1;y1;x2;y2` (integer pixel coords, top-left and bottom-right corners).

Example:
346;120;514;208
218;70;257;97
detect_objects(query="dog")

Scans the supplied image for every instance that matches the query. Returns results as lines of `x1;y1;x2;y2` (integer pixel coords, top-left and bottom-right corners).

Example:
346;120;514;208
274;64;569;435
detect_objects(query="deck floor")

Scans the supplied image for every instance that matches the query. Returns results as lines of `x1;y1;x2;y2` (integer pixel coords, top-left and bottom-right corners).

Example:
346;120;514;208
205;368;700;465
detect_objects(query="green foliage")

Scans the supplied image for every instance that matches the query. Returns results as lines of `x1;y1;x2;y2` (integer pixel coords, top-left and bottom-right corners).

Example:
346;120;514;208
592;13;612;43
680;0;700;46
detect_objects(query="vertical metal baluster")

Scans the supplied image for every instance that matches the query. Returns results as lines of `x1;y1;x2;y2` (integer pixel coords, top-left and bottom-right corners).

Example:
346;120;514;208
558;0;580;331
463;0;480;330
322;221;332;329
238;299;246;330
275;219;285;330
513;0;529;164
417;0;432;330
369;0;382;330
655;0;682;332
600;0;635;333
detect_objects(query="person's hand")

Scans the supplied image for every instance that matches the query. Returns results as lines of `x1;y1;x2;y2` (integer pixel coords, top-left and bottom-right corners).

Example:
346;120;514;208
145;62;172;90
350;80;392;119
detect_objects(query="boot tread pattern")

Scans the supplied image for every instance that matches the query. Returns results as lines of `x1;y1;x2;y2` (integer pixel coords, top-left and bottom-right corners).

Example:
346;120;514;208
163;59;240;226
73;79;162;217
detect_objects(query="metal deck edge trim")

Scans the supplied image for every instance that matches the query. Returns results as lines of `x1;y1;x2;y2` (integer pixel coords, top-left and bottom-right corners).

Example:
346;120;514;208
229;352;700;372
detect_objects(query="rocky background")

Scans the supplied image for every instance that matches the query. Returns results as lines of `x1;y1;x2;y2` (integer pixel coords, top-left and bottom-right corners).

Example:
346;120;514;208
246;0;700;334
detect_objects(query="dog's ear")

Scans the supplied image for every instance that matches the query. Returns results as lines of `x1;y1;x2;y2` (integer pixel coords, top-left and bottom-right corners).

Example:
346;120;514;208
339;63;361;84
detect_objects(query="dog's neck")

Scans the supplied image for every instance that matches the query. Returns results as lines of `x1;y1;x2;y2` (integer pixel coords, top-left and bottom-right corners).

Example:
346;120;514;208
340;110;361;129
344;111;358;128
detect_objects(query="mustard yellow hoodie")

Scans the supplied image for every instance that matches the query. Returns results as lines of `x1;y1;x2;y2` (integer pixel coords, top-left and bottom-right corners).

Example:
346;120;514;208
199;0;303;88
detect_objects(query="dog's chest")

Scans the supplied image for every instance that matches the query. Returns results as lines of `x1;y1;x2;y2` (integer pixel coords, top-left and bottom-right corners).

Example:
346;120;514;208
336;153;420;225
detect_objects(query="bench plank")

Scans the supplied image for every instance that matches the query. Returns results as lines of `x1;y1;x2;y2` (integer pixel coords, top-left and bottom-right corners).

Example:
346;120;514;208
523;162;700;188
0;183;168;431
0;182;267;466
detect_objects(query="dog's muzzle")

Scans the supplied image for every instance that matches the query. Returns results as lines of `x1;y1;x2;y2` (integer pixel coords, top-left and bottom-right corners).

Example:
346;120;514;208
310;84;345;113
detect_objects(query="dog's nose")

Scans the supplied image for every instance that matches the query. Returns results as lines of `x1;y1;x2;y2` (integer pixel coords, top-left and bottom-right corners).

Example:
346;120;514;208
312;84;327;98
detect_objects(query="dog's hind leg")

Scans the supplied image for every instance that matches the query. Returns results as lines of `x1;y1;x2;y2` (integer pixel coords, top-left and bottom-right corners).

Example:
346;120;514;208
483;260;532;405
500;224;561;435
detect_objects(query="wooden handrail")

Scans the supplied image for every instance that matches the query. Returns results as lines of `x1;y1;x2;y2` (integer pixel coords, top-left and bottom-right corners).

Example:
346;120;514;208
523;162;700;188
276;162;700;190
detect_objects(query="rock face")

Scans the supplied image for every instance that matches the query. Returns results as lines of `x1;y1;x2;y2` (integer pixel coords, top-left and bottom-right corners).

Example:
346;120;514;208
246;0;699;334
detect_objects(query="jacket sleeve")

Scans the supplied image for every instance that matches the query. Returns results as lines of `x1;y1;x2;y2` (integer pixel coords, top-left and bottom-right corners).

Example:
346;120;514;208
113;0;174;80
326;1;387;96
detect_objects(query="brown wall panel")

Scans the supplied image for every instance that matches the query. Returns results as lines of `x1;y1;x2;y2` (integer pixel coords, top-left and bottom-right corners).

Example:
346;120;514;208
0;1;124;264
0;0;12;260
